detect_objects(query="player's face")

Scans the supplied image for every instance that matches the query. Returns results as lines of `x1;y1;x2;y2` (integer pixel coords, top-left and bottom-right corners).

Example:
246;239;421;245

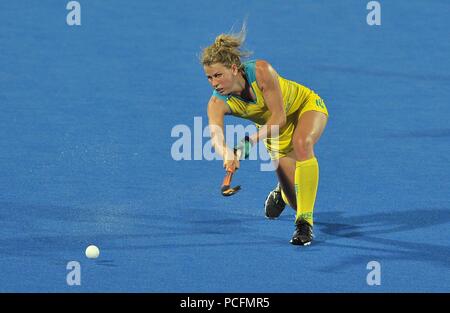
204;63;238;95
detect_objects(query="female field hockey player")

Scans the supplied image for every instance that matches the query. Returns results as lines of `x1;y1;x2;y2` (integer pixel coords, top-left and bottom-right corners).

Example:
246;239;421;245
201;27;328;245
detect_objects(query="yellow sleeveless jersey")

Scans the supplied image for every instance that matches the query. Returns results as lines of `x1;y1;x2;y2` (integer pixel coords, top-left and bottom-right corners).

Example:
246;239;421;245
212;60;328;159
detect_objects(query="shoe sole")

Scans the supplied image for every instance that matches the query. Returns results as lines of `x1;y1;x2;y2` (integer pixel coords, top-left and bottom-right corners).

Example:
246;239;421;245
290;240;312;246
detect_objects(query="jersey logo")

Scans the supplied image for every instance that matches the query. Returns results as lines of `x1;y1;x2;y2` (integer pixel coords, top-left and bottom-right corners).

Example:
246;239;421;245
315;99;325;109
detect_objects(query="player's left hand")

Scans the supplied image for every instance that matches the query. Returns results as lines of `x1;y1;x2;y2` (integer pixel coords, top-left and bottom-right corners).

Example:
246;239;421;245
234;136;253;160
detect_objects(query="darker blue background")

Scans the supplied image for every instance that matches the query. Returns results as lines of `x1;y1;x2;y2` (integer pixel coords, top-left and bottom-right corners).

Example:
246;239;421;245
0;0;449;292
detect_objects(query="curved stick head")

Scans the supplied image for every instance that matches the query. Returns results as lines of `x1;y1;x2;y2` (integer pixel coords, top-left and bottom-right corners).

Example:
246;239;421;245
221;185;241;196
221;168;241;196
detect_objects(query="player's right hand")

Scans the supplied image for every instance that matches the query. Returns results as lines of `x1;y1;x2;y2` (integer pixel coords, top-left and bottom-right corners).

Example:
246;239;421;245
224;149;240;171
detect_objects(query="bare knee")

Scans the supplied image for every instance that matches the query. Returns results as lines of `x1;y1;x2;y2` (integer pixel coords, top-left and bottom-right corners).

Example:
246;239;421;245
293;135;315;161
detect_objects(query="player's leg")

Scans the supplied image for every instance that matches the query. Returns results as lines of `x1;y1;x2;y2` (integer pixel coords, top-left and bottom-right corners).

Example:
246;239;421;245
291;106;328;245
264;153;297;218
275;152;298;209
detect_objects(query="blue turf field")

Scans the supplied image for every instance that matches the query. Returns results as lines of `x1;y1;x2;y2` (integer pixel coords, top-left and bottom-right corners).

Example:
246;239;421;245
0;0;449;292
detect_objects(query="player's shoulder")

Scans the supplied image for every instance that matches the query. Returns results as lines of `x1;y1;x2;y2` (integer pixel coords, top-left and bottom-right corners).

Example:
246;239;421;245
242;59;271;72
254;60;278;88
208;94;225;105
207;94;231;115
254;59;271;69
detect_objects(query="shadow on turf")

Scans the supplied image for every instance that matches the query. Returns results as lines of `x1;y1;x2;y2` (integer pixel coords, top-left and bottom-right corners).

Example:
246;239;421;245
0;202;289;258
384;128;450;139
2;201;448;270
314;209;450;270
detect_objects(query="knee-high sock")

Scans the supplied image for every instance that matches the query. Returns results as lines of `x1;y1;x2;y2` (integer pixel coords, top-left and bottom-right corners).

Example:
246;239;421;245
294;157;319;225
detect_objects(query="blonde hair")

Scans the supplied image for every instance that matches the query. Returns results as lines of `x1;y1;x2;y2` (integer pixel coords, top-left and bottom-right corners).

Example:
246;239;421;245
201;22;252;68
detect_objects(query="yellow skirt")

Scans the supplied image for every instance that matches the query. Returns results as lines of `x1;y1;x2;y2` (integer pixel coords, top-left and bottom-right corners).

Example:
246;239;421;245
263;92;329;160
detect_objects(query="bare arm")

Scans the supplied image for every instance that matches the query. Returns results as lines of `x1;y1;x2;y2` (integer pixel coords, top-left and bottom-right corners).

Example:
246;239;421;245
207;97;237;166
248;60;286;144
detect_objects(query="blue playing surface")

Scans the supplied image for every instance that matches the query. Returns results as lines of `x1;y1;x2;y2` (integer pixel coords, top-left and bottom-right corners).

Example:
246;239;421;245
0;0;449;292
